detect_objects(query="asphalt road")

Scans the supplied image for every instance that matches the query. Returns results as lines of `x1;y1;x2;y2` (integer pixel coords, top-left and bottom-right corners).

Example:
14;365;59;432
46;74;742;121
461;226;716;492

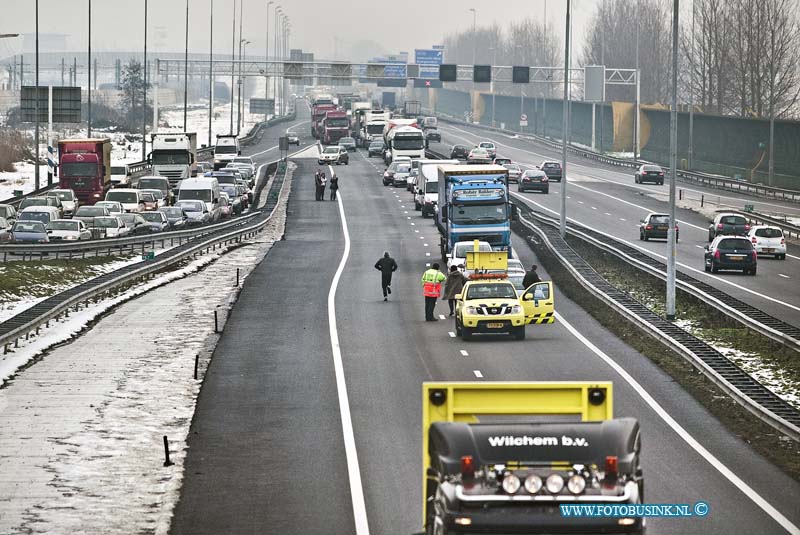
171;121;800;535
434;123;800;329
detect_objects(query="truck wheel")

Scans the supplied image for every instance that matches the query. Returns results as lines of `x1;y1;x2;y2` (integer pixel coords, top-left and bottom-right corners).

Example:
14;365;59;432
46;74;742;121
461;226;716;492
455;318;462;336
513;326;526;340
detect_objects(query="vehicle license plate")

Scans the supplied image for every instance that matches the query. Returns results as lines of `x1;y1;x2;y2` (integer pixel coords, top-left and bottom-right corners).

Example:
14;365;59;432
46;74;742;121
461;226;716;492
729;256;743;261
657;226;667;230
487;322;504;329
763;248;773;253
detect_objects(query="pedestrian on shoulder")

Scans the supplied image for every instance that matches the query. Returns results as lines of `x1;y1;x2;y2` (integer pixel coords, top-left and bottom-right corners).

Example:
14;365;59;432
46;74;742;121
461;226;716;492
522;264;541;288
420;263;446;321
443;265;468;316
329;174;339;201
314;171;323;201
374;251;398;301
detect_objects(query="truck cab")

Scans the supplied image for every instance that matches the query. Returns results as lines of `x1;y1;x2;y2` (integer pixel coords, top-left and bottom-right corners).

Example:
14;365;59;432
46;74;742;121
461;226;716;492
311;103;338;139
322;110;350;145
150;132;198;189
387;126;425;162
57;138;112;206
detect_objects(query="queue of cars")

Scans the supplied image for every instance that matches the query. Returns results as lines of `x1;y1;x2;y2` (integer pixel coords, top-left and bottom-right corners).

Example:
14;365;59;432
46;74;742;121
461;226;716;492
2;155;257;245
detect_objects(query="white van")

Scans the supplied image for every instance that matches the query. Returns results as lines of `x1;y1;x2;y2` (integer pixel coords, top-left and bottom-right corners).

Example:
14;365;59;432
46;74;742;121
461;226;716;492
178;176;221;222
415;160;459;217
17;206;61;226
105;188;145;213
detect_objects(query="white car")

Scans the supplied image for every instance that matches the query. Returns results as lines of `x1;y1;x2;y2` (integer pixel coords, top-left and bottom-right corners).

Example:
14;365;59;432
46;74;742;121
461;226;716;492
105;189;145;213
46;219;92;241
448;240;493;271
91;216;129;238
46;189;78;217
110;164;132;186
231;157;256;176
507;258;525;274
95;201;125;216
478;141;497;158
748;226;786;259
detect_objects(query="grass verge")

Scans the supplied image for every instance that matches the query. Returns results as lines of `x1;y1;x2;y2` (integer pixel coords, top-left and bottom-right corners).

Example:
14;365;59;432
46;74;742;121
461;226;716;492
0;257;131;301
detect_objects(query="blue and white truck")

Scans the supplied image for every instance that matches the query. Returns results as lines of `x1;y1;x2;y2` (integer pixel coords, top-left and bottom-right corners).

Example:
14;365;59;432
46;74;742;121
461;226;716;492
436;164;516;261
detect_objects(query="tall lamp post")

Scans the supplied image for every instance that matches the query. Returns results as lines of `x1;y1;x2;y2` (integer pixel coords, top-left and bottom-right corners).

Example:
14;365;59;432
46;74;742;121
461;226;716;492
560;0;571;238
183;0;189;131
142;0;148;157
489;46;496;127
666;0;680;320
208;0;214;148
273;6;283;117
235;0;244;134
88;0;92;138
238;39;250;133
264;0;274;118
469;8;477;66
34;0;40;190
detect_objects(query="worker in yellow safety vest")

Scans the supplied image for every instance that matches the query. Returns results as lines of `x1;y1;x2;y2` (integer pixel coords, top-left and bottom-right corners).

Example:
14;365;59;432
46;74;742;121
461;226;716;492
420;263;447;321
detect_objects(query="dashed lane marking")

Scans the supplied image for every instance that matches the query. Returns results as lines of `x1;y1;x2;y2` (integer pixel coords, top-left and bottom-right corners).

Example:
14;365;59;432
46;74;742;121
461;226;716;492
473;370;483;378
448;332;456;338
460;350;469;356
778;274;790;279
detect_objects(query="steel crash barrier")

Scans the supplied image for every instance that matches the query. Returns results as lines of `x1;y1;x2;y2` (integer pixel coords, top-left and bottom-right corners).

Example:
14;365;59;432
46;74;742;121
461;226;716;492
421;381;615;526
428;110;800;205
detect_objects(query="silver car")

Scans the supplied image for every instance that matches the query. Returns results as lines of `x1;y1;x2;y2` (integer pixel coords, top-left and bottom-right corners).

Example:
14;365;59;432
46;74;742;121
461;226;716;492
46;219;92;241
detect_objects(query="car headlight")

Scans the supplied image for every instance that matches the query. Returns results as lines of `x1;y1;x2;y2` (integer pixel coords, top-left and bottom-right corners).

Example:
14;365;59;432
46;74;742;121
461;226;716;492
465;306;478;315
65;235;78;240
38;238;48;243
524;474;543;494
567;475;586;495
545;474;564;494
501;473;521;494
510;305;522;314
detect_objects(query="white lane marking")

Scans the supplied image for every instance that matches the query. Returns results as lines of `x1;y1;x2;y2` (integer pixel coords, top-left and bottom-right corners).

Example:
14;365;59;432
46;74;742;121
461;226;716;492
407;217;411;220
439;314;446;320
327;187;370;535
415;230;420;233
591;206;598;210
473;370;483;378
404;211;409;214
424;243;429;247
778;274;790;279
696;245;704;249
249;145;278;157
578;200;584;204
426;252;431;257
284;120;309;135
556;310;800;535
426;263;431;267
620;218;626;221
605;212;612;216
411;222;416;226
514;192;800;314
460;349;469;356
420;236;425;240
448;331;456;337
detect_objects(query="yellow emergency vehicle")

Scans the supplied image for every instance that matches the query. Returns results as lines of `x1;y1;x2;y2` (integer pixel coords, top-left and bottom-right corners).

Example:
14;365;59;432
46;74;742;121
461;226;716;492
453;244;555;340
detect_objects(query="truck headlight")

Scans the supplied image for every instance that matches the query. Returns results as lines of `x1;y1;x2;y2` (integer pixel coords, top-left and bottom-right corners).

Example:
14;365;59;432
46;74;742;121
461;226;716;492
545;474;564;494
465;306;478;315
510;305;522;314
524;474;543;494
501;473;521;494
567;475;586;495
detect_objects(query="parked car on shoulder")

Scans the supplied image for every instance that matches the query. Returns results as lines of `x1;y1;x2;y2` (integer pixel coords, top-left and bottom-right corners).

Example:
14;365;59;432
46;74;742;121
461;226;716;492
518;169;549;193
708;213;750;242
46;219;91;241
748;226;786;259
10;221;49;243
639;212;679;242
705;235;757;275
538;161;562;182
635;164;665;185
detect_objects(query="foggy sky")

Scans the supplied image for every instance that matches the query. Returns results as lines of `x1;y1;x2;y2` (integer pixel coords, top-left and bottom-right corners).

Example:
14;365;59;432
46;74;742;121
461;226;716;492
0;0;597;63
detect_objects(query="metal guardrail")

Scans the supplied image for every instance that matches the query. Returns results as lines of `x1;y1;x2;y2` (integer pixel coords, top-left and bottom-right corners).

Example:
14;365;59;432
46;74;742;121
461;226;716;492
513;208;800;442
429;111;800;204
725;209;800;240
0;156;289;358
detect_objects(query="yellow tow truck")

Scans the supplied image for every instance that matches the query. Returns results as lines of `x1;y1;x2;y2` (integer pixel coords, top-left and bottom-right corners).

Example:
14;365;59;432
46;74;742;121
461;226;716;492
454;245;555;340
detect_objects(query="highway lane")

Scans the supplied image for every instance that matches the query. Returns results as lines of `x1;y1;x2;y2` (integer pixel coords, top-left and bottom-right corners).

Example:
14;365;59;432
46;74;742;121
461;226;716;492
435;125;800;329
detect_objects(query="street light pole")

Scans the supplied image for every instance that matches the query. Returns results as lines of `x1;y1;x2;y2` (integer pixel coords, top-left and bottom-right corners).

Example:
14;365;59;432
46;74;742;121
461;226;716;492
208;0;213;148
490;47;496;127
236;0;244;134
688;0;695;169
666;0;679;320
88;0;92;137
273;7;282;116
560;0;571;239
229;0;236;134
470;8;477;66
142;0;148;157
183;0;189;131
35;0;40;190
265;0;273;118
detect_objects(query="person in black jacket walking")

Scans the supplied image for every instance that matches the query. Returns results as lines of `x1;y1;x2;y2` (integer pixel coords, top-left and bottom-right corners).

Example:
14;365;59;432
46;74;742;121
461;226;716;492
522;264;541;289
374;251;398;301
329;174;339;201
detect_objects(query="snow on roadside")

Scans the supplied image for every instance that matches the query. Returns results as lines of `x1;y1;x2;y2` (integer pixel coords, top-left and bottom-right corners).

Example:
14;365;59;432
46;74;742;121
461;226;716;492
0;162;50;200
0;163;294;534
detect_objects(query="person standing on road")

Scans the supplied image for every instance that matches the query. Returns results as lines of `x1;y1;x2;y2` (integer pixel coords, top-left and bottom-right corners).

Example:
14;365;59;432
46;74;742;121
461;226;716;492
314;171;323;201
421;263;446;321
329;173;339;201
374;251;398;301
443;265;468;316
523;264;541;288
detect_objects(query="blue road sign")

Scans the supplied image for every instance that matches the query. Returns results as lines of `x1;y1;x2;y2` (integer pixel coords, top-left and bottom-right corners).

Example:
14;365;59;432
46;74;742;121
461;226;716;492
415;49;443;80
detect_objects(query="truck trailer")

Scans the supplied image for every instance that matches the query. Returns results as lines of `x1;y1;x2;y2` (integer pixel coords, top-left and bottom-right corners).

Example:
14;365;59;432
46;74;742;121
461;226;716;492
311;103;337;138
57;138;112;206
436;164;516;261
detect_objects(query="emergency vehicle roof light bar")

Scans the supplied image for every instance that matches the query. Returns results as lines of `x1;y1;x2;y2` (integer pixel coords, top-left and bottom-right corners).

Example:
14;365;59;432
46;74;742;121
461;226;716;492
421;381;613;525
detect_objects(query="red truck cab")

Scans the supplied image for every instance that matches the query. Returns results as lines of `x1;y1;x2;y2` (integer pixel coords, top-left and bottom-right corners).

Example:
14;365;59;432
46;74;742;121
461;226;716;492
58;139;112;206
322;110;350;145
311;104;337;139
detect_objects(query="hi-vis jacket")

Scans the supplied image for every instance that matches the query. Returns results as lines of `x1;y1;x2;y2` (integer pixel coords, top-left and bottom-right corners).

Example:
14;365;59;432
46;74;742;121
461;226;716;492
421;269;446;298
